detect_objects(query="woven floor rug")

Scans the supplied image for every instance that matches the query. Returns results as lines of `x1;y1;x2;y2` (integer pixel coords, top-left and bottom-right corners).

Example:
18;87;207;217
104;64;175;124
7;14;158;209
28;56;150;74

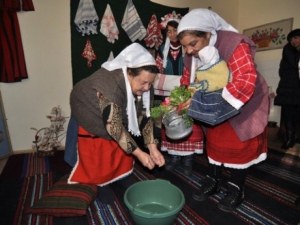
0;149;299;225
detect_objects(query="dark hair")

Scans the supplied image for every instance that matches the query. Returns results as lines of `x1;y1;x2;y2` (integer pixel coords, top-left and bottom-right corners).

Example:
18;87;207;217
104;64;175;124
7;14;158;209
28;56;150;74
166;20;179;29
127;65;159;77
177;30;207;40
287;29;300;43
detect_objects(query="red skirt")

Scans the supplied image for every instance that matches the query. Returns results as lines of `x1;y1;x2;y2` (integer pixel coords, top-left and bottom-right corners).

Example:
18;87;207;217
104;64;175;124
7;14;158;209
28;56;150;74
206;121;268;167
68;127;134;186
161;123;204;155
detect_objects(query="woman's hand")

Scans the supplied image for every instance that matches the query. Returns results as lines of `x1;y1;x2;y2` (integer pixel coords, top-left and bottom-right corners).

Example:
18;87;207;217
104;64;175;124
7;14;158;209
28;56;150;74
132;148;156;170
177;98;192;112
147;143;165;167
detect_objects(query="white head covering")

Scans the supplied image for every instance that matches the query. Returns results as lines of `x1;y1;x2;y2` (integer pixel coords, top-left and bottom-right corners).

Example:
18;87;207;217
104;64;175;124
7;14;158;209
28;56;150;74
177;8;238;82
177;8;238;46
162;38;171;68
102;43;156;70
198;46;220;69
102;43;156;136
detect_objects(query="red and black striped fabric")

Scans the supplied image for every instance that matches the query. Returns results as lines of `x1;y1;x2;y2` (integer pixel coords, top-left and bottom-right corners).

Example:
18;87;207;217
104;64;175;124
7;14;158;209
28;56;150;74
0;150;299;225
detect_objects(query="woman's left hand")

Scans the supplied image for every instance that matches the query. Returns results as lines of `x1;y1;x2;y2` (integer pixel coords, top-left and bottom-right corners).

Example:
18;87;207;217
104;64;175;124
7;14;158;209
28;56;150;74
177;98;192;112
132;148;156;169
147;144;165;167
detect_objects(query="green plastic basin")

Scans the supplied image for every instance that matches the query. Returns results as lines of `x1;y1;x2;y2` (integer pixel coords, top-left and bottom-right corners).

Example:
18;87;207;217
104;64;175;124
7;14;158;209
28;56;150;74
123;179;185;225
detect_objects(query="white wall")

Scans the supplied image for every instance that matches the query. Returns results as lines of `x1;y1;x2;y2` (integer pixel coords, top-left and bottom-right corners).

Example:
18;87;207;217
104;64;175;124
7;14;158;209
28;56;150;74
1;0;299;153
0;0;72;152
238;0;300;124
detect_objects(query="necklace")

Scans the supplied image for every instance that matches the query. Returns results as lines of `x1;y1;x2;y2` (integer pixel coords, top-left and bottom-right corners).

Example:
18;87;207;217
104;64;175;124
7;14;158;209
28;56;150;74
170;41;181;50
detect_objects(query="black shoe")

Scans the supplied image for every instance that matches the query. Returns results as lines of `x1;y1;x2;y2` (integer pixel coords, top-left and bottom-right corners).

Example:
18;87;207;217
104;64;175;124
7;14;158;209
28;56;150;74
281;139;296;149
281;131;296;149
165;155;181;171
193;175;220;201
182;155;193;176
218;182;244;212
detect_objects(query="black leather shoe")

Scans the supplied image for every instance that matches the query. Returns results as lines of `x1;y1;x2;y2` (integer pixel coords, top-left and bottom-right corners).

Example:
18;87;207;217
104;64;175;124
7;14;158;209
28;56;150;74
218;182;244;212
165;155;181;171
281;139;296;149
193;175;220;201
281;131;296;149
182;155;193;176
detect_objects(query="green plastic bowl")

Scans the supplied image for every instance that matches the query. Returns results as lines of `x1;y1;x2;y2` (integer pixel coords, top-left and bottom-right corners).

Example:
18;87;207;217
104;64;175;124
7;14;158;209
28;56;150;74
123;179;185;225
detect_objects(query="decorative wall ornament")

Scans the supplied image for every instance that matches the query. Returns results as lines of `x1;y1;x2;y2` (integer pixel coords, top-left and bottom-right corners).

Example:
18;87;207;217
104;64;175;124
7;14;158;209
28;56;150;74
100;4;119;43
243;18;293;51
144;14;163;49
82;39;97;68
121;0;147;42
71;0;189;85
74;0;99;36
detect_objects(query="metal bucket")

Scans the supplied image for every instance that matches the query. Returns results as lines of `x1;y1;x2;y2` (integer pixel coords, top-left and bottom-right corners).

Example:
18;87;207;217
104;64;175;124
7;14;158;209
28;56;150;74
162;111;192;140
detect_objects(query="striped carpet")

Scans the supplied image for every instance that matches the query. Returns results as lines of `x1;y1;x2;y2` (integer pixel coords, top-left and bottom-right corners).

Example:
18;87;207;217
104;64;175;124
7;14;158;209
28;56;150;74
0;149;299;225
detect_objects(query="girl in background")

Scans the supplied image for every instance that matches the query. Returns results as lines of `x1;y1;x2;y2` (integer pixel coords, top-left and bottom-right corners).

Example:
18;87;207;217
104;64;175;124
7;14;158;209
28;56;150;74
153;11;204;176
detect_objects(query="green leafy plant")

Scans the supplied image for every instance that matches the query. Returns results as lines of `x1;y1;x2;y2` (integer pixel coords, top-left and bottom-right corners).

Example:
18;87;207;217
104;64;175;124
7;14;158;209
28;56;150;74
151;86;193;126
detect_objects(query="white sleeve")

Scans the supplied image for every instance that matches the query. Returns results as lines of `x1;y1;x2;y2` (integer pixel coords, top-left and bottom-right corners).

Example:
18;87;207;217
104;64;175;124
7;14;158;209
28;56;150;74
153;73;181;96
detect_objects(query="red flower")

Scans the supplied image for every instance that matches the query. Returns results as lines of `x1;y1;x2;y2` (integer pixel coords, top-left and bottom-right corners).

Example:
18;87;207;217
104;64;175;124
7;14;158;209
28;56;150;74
162;97;170;106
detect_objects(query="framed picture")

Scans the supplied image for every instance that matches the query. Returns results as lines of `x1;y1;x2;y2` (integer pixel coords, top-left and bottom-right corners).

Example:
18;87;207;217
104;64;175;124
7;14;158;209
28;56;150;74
243;18;293;51
0;91;12;158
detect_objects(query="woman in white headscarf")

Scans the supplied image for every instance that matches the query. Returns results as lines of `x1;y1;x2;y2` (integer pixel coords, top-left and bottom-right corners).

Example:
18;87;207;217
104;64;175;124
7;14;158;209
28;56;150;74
66;43;165;203
177;9;269;212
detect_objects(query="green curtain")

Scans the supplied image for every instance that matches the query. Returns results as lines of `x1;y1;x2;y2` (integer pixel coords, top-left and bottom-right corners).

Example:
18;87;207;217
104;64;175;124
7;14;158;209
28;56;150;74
70;0;189;85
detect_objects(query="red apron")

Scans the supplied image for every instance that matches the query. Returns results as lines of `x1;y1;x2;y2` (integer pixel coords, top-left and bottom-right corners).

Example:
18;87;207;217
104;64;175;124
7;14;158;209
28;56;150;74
68;127;134;186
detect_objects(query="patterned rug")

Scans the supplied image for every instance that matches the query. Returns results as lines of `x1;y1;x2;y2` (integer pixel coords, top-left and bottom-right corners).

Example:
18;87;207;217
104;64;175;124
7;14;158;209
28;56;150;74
0;149;299;225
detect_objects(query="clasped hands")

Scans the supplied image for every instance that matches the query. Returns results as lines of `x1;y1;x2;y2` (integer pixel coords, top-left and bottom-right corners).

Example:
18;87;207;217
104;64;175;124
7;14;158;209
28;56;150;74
132;143;165;170
132;98;192;170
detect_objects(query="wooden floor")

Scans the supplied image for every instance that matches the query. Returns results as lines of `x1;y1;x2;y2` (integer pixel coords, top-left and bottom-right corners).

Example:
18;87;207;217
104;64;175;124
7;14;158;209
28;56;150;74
1;134;299;176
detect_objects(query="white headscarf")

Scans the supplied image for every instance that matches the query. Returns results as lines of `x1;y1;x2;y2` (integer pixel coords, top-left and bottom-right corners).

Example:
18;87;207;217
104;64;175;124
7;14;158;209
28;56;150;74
177;8;238;82
162;37;171;68
177;8;238;46
102;43;156;136
198;46;220;69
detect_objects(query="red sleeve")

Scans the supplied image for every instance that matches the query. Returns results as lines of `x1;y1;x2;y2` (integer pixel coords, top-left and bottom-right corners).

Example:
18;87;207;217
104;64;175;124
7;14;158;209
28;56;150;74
225;42;257;104
180;66;191;87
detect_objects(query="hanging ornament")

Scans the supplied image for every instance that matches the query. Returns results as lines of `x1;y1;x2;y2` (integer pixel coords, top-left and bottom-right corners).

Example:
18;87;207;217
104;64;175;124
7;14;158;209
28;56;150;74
74;0;99;36
81;39;96;68
144;14;163;50
100;4;119;43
